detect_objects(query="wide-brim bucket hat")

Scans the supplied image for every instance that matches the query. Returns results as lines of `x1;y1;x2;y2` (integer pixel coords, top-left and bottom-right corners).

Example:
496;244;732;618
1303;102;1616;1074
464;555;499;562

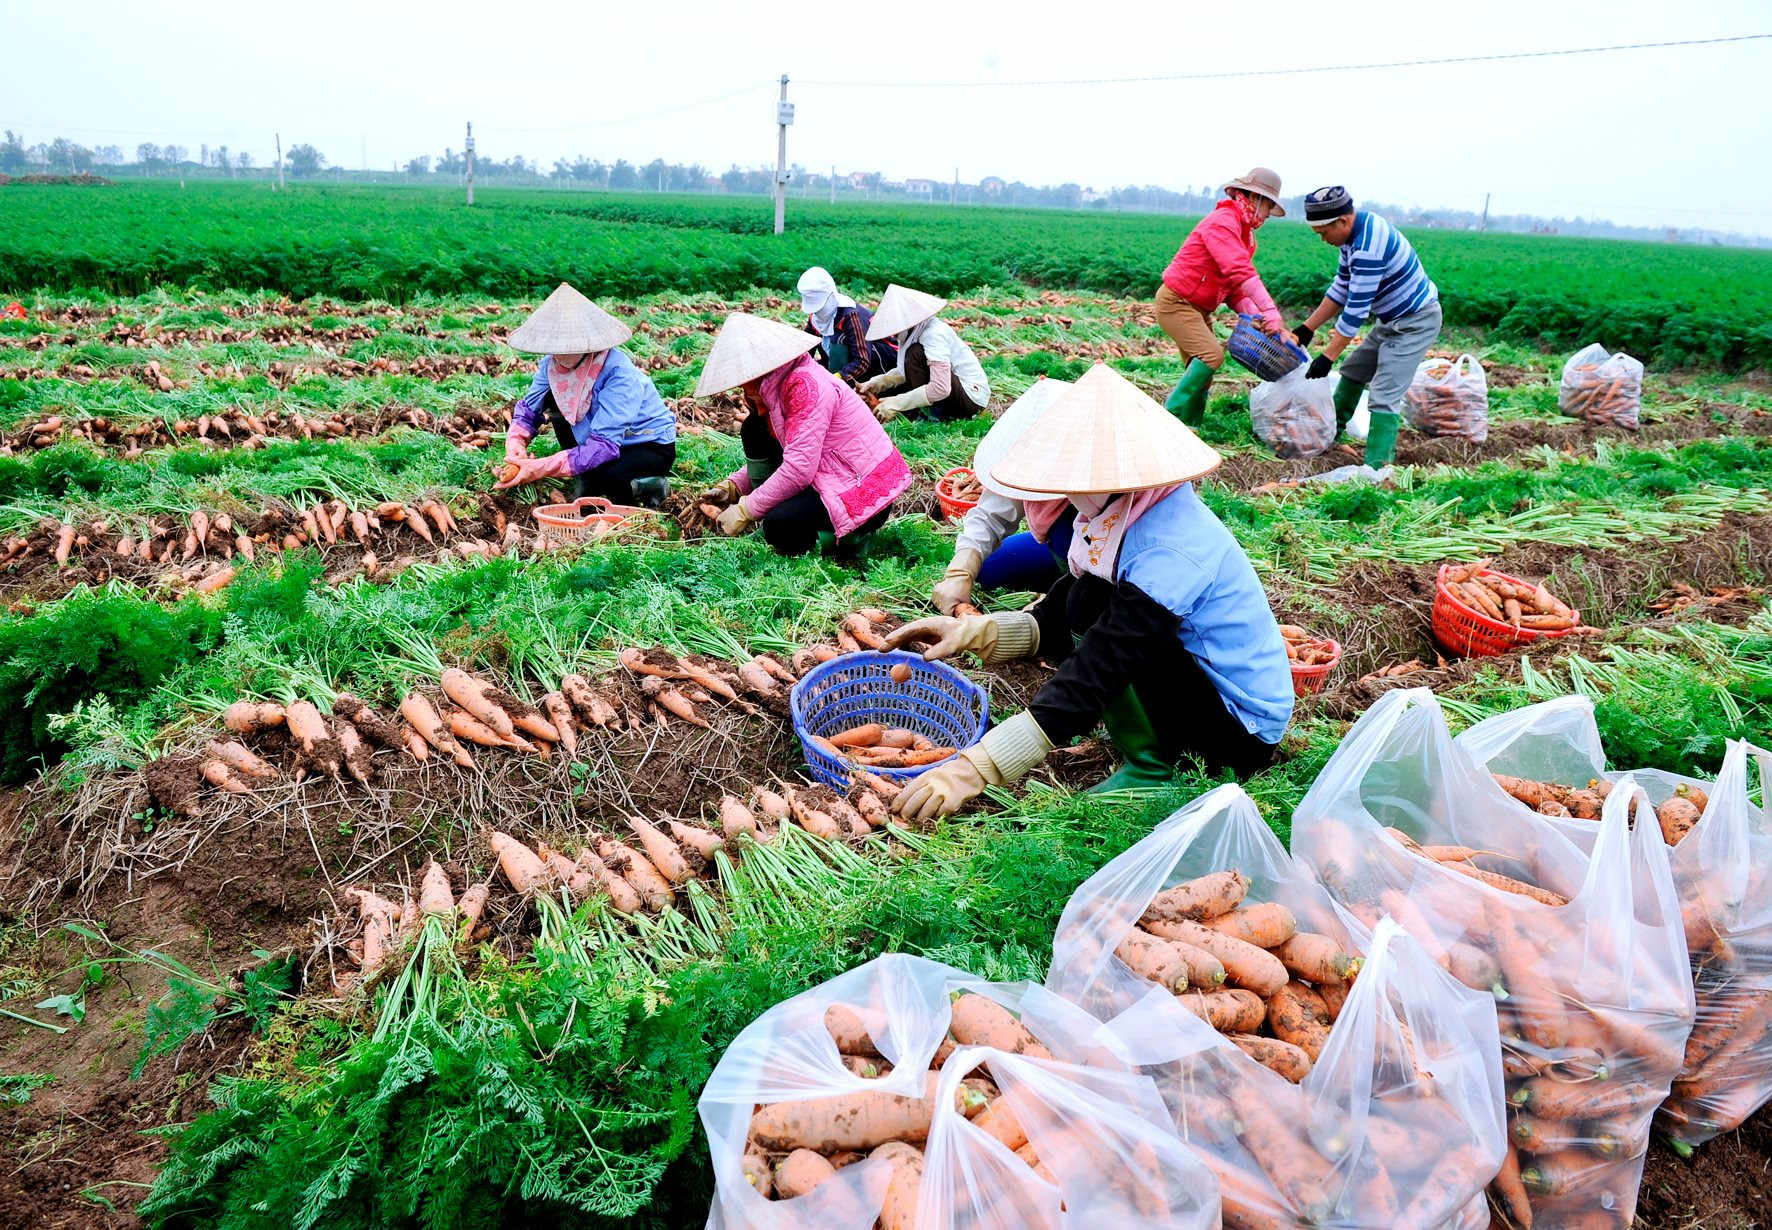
865;284;947;341
1222;167;1286;217
694;312;819;396
975;378;1074;501
991;363;1222;496
506;282;633;354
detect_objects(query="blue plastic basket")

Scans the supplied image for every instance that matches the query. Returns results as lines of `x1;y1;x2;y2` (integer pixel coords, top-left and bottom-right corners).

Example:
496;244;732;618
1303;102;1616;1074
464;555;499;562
1226;314;1308;382
790;651;989;790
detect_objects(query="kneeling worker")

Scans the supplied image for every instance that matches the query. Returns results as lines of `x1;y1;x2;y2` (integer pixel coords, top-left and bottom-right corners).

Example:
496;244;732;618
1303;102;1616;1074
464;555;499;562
885;363;1294;822
857;284;990;422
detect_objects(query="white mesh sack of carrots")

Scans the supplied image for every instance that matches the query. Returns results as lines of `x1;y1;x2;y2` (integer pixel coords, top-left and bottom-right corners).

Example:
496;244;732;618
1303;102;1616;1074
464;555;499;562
1456;695;1772;1149
1558;343;1644;430
1402;354;1489;442
699;952;1220;1229
1248;368;1338;460
1291;688;1696;1230
1044;784;1507;1230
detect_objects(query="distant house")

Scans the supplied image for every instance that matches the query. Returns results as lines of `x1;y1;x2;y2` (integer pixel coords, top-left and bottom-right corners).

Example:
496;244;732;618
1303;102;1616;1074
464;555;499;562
705;176;725;192
903;178;936;197
848;171;870;188
980;176;1006;196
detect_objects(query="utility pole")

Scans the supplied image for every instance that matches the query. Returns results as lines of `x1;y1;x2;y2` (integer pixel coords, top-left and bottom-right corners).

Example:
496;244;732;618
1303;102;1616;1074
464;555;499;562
274;133;284;191
773;74;792;235
465;122;475;206
1480;192;1490;233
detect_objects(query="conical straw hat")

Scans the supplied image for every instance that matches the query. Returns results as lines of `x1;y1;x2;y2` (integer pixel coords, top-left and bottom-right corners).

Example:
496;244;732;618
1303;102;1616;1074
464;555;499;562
865;283;948;341
694;313;819;396
506;283;633;354
975;378;1073;501
991;364;1222;496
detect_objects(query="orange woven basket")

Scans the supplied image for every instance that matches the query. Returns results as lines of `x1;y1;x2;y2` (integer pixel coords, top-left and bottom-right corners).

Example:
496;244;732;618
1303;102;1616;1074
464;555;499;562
1290;639;1341;697
532;497;652;545
1432;564;1579;659
935;467;981;522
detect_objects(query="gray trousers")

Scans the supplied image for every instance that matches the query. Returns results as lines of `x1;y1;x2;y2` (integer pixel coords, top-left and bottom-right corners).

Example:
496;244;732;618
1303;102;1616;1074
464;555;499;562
1339;301;1442;417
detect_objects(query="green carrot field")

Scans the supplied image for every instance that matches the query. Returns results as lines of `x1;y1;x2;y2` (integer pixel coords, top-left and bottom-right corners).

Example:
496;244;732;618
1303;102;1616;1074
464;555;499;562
0;182;1769;1228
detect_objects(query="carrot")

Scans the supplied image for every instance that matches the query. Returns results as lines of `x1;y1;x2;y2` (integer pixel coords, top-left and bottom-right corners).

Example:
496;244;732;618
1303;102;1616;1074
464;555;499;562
1115;928;1191;993
286;700;342;778
1200;902;1298;949
205;740;277;780
1492;773;1567;810
1657;796;1702;846
789;804;844;840
1537;799;1572;818
816;1004;880;1057
753;787;792;820
599;839;674;911
539;692;577;756
404;504;434;544
1268;931;1357;984
448;708;523;752
1141;918;1288;996
420;499;457;535
718;795;760;841
947;991;1052;1058
223;699;286;735
735;660;781;697
740;1145;773;1199
666;820;723;862
1518;1150;1590;1200
754;653;798;685
843;614;887;649
440;668;517;739
874;1141;924;1230
418;860;454;916
857;772;902;802
199;759;255;795
456;882;489;934
1437;859;1569;906
1143;869;1248;923
773;1149;837;1199
1675;781;1710;812
748;1073;953;1151
489;831;549;894
349;509;371;543
1232;1091;1334;1221
48;523;75;567
853;789;889;828
1265;980;1333;1062
575;850;641;914
641;677;708;727
1316;975;1350;1022
336;720;374;784
971;1096;1028;1152
626;814;693;885
1229;1032;1313;1082
404;730;430;762
193;565;236;594
401;692;465;765
1445;941;1506;998
1176;987;1266;1032
828;722;886;749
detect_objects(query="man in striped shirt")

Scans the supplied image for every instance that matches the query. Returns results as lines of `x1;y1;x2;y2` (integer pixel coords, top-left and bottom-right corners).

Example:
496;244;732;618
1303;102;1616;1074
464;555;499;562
1292;186;1442;467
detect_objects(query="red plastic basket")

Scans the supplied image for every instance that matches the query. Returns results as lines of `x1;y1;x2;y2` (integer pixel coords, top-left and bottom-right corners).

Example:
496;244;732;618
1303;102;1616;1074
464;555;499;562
1432;565;1579;659
1290;639;1342;697
935;467;981;522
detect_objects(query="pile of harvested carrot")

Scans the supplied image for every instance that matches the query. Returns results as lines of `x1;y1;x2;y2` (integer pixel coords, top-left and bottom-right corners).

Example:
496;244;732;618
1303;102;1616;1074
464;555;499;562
329;859;490;992
1491;771;1705;838
939;468;984;503
811;723;956;772
1278;624;1337;668
1559;363;1641;430
1112;868;1359;1084
1442;560;1581;632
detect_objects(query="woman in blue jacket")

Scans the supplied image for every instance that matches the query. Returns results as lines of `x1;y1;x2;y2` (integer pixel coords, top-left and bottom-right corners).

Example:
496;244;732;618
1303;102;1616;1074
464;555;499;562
497;283;677;506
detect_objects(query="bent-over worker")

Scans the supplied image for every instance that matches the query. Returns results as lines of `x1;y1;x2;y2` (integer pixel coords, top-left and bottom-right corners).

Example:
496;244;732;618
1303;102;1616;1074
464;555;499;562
856;284;990;422
499;282;677;507
1156;167;1295;426
886;363;1294;821
1294;186;1442;468
797;267;897;385
696;313;911;558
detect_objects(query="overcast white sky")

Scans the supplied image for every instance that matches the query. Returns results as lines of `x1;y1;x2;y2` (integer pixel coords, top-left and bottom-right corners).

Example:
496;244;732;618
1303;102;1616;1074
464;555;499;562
5;0;1770;236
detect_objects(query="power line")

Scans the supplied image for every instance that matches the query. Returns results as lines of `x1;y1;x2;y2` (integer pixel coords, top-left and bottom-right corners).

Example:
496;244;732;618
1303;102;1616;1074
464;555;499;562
801;33;1771;89
478;83;773;134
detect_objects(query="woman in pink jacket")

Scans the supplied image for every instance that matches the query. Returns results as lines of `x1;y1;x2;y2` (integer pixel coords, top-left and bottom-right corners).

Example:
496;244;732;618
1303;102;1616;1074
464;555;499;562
696;314;911;557
1157;167;1295;425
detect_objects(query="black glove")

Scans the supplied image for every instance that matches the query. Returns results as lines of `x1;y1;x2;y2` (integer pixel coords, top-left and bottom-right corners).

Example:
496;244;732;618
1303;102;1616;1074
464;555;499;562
1292;324;1314;347
1306;355;1333;380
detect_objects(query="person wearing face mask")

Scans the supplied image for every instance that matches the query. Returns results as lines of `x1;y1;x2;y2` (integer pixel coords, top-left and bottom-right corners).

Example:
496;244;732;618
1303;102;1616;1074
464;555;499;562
883;364;1293;820
695;313;911;558
1155;168;1295;426
796;267;897;386
497;283;677;506
854;284;990;422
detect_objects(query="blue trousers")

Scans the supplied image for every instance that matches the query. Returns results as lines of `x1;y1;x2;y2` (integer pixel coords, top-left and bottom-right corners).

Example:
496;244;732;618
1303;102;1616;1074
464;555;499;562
977;519;1074;592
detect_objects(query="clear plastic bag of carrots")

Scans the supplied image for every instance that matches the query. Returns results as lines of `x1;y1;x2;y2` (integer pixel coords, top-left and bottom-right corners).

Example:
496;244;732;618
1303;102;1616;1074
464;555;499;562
1402;354;1490;442
699;952;1219;1230
1457;695;1772;1147
1293;688;1695;1230
1249;368;1338;460
1046;784;1507;1229
1558;343;1643;430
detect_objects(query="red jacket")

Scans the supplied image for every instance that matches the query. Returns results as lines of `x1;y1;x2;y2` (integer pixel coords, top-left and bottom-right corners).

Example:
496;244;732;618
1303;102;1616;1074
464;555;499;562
1160;199;1282;329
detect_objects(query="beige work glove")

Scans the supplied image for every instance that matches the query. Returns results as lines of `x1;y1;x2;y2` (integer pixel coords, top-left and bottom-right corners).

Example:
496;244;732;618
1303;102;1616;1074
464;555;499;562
857;370;905;397
874;384;930;422
700;478;741;506
883;612;1039;665
932;548;983;616
892;711;1053;826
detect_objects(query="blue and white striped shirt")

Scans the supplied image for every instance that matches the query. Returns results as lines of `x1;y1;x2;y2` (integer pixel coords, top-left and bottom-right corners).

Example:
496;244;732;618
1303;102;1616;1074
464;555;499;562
1328;211;1438;338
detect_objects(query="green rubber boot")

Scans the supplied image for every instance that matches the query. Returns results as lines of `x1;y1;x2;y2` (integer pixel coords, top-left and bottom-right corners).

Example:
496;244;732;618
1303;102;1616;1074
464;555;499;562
628;476;669;509
1332;376;1366;432
1088;687;1173;793
1164;359;1215;426
1363;410;1400;468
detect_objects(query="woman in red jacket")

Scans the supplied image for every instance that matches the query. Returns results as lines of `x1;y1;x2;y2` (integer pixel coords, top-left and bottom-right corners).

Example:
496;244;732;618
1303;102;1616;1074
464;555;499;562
1156;167;1295;425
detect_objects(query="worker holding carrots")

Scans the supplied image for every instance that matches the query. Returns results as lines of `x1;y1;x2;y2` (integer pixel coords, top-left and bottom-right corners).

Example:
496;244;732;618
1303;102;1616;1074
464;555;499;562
1293;187;1442;468
1155;168;1296;426
497;283;677;506
855;284;990;422
887;363;1294;819
932;378;1077;615
696;313;912;558
796;267;897;386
